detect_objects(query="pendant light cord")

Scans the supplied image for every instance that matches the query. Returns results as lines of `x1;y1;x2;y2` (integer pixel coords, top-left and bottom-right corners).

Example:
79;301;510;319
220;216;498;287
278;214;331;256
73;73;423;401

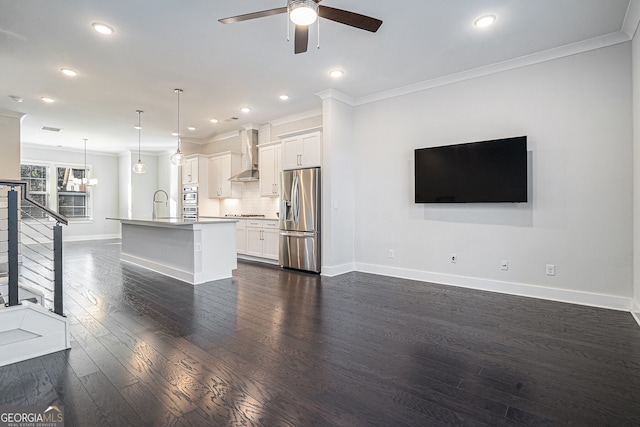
83;138;88;182
175;89;182;152
137;110;143;161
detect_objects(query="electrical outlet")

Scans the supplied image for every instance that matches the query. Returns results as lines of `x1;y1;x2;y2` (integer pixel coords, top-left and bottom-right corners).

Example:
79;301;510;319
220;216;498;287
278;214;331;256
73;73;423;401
450;254;457;263
388;249;394;258
546;264;555;276
501;260;508;271
196;243;202;252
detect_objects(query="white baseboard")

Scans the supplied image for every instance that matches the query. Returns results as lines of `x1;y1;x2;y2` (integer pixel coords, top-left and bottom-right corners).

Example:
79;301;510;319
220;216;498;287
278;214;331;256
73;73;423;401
321;262;355;277
64;233;120;242
632;299;640;327
354;263;633;312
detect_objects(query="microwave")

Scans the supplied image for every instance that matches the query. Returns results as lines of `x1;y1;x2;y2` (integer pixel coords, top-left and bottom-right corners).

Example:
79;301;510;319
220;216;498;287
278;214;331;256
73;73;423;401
183;191;197;205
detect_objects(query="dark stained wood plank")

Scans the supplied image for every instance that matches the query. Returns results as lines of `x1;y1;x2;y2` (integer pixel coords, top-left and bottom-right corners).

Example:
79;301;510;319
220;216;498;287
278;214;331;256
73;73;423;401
1;239;639;426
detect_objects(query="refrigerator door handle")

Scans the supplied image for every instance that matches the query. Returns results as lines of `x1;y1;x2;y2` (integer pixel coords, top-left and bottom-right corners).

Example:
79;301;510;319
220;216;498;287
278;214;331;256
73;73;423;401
291;173;300;225
280;231;315;238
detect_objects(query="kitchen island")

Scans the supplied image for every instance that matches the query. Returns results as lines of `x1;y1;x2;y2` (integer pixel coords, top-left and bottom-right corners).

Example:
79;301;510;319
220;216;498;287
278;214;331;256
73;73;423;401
107;217;238;285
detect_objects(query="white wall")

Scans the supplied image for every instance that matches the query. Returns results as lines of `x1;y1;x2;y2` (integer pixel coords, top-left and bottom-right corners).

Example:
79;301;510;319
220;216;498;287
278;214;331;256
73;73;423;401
21;145;120;241
0;109;23;180
633;26;640;320
352;43;634;310
320;94;355;275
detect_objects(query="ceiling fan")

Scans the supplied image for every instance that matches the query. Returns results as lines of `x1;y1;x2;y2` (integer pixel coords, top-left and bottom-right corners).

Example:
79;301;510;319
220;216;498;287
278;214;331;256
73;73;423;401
219;0;383;54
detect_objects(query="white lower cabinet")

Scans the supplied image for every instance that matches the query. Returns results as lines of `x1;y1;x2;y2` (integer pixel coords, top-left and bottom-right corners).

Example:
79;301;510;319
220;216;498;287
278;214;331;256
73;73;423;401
245;219;279;260
236;219;246;254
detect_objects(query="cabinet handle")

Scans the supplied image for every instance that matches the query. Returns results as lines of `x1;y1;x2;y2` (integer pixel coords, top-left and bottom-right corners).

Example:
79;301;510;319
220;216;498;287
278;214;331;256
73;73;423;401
260;230;264;240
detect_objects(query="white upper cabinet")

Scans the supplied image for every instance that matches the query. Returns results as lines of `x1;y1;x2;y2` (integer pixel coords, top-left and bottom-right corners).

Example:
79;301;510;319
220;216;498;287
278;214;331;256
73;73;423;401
182;156;199;184
281;131;321;170
259;142;281;197
208;152;242;199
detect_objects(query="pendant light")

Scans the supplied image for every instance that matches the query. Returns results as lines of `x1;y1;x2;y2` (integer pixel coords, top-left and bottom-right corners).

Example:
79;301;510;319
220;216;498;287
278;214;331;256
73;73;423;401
133;110;147;174
170;88;185;166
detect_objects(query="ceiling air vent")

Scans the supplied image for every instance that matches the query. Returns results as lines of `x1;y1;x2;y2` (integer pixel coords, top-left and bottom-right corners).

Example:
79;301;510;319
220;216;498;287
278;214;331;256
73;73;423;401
41;126;61;132
223;117;239;122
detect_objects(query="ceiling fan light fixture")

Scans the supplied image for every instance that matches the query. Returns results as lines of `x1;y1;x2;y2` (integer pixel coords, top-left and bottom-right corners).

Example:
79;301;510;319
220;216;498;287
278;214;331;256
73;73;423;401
288;0;318;26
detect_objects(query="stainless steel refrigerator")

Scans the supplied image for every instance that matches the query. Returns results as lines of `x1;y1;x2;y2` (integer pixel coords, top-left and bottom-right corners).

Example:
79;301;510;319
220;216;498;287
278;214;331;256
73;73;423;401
279;167;321;273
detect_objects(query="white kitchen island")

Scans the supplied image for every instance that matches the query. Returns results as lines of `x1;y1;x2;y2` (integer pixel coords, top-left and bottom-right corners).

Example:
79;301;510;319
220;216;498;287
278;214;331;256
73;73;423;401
107;217;238;285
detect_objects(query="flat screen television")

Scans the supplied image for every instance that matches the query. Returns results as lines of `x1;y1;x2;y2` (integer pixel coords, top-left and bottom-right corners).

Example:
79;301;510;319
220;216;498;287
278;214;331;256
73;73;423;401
414;136;527;203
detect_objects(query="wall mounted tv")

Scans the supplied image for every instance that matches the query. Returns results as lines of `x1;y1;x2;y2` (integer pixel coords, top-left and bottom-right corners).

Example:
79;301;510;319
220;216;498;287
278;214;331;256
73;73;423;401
414;136;527;203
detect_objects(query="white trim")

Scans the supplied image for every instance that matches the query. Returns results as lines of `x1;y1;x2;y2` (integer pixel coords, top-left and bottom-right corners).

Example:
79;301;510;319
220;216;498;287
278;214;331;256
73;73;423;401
622;0;640;39
211;130;241;142
321;262;355;277
64;233;120;242
355;31;630;106
0;108;25;119
316;89;355;106
21;142;120;157
354;263;633;312
632;299;640;327
277;126;323;139
268;109;323;127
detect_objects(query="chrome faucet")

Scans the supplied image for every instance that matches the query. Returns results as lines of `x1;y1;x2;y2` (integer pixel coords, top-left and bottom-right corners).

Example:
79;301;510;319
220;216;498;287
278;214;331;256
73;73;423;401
152;190;169;219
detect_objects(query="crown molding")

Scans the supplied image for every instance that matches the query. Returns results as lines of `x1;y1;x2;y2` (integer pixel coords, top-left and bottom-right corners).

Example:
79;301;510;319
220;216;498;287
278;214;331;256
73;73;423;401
0;107;26;119
355;31;630;106
316;89;355;106
268;108;322;127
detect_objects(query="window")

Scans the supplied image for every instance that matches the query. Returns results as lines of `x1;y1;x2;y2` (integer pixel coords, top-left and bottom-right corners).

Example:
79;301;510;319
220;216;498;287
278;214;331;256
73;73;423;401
20;164;49;219
56;167;88;218
20;162;93;220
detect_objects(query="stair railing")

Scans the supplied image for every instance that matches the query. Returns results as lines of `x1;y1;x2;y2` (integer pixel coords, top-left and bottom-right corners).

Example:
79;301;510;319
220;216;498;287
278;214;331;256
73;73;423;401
0;180;68;316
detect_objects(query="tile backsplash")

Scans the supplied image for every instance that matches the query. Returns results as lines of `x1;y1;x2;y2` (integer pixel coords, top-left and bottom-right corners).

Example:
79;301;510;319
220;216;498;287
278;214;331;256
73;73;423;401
219;181;279;218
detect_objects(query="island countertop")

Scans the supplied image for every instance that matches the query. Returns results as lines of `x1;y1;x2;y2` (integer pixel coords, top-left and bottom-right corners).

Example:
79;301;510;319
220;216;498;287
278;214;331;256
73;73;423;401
107;217;238;227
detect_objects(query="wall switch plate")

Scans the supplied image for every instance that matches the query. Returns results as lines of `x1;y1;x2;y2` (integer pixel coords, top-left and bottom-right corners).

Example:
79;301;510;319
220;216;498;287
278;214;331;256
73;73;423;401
450;254;457;263
196;243;202;252
546;264;555;276
388;249;394;258
501;260;508;271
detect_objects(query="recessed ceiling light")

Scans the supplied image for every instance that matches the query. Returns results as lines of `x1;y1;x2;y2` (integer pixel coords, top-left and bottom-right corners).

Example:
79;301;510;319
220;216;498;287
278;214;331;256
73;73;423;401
279;95;290;100
60;68;77;77
188;127;196;131
329;69;344;78
474;15;496;28
41;97;55;103
9;95;23;103
210;119;218;124
133;125;142;130
92;22;115;35
171;132;179;137
240;107;251;113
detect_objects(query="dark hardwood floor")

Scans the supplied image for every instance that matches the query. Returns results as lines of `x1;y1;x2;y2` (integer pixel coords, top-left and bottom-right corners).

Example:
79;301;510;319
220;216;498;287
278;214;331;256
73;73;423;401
1;239;639;426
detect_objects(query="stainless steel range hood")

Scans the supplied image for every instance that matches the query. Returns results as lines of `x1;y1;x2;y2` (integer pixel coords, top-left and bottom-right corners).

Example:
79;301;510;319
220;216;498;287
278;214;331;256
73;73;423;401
228;129;259;182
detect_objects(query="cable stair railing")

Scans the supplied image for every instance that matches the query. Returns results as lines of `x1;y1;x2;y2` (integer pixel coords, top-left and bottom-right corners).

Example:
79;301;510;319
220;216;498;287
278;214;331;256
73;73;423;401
0;179;67;316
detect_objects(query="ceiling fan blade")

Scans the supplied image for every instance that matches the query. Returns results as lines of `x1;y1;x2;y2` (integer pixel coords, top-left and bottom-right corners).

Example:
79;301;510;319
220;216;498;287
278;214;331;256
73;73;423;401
318;6;382;32
294;25;309;54
219;7;287;24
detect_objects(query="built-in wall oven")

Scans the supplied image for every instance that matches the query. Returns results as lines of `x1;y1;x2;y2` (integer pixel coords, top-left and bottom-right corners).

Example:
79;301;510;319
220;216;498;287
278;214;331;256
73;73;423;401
182;185;198;220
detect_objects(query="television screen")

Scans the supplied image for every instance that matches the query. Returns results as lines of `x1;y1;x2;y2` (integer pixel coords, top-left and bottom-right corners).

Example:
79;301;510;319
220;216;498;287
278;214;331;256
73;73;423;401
414;136;527;203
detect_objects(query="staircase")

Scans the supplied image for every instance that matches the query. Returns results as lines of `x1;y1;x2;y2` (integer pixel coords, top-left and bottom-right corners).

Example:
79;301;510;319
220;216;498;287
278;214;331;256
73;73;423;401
0;180;70;367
